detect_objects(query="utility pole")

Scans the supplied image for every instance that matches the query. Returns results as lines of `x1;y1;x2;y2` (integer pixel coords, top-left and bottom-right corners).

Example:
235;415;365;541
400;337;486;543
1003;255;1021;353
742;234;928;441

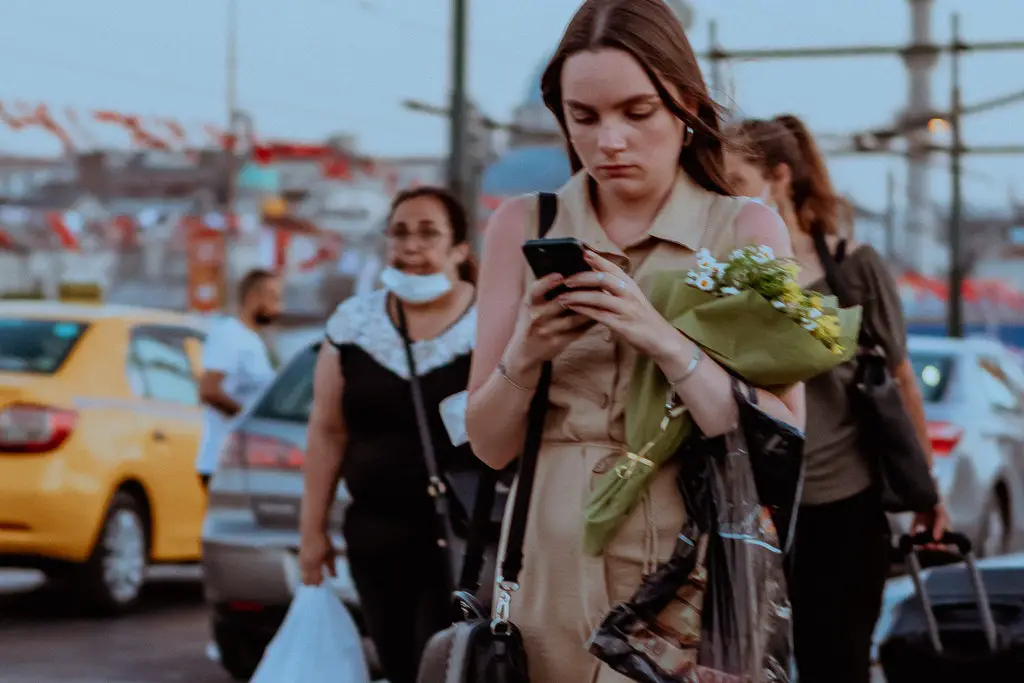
223;0;239;314
902;0;937;272
948;13;965;338
225;0;238;211
885;168;897;260
708;20;724;109
448;0;471;221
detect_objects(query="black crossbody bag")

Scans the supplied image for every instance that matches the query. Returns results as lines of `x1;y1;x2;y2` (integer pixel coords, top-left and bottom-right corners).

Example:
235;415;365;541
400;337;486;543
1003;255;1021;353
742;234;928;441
812;232;938;513
415;192;558;683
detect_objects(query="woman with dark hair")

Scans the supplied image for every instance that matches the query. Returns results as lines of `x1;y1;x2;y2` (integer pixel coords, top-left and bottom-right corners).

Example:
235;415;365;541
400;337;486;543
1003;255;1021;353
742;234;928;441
298;186;482;683
466;1;805;680
724;115;946;683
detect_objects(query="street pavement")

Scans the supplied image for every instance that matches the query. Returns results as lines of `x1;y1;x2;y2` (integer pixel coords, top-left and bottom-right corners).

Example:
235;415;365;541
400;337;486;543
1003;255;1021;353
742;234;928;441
0;569;233;683
1;568;890;683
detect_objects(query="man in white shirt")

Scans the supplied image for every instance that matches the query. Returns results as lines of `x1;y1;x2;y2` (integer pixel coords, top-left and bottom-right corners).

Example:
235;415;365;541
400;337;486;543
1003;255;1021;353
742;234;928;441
195;269;282;488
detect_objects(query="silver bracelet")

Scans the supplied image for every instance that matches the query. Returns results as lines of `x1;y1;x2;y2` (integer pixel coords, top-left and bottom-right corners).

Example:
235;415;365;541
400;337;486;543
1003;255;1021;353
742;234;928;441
666;347;703;387
497;360;534;393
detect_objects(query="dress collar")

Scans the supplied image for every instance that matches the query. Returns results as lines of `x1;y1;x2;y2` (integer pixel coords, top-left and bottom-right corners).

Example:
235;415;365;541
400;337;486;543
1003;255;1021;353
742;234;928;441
552;169;714;255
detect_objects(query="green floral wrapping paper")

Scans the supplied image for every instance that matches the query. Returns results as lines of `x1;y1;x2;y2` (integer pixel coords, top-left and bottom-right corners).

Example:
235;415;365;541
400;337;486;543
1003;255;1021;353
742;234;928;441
582;247;863;557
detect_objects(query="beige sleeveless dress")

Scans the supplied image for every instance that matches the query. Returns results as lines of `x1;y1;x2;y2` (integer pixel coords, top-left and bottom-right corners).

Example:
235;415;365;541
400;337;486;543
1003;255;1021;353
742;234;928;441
494;170;755;683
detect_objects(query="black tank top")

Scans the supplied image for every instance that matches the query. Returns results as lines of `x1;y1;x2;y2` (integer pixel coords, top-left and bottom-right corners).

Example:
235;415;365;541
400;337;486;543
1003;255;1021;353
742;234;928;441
324;289;479;556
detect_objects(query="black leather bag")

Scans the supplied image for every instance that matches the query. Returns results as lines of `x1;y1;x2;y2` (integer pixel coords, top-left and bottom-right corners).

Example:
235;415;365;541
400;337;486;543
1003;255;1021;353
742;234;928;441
415;192;559;683
813;233;938;514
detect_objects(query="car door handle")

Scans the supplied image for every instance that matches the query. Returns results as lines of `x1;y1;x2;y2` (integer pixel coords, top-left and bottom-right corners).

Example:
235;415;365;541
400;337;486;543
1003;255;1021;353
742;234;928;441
152;430;167;442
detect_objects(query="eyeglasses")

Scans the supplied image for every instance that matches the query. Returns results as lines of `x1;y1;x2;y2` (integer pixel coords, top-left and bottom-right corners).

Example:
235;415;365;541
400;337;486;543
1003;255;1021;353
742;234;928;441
385;225;447;246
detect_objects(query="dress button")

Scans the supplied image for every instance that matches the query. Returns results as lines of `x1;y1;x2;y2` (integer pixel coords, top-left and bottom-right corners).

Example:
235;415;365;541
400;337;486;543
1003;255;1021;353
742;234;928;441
599;394;610;409
603;329;613;342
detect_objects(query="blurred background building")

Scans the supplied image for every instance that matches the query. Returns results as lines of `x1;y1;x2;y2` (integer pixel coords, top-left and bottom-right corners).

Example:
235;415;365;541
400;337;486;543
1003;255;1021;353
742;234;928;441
0;0;1022;343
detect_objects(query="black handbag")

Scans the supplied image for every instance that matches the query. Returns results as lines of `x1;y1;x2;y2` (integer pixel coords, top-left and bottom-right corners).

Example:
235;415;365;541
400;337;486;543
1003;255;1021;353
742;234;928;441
812;232;938;514
415;192;559;683
736;381;805;554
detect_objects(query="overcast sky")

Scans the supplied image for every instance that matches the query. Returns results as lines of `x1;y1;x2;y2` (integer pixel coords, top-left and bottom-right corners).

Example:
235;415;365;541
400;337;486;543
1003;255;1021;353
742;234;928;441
1;0;1022;210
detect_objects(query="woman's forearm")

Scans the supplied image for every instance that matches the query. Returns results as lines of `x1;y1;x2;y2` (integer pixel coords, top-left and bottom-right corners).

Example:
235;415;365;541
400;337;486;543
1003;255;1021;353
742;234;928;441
653;332;804;436
300;430;346;536
466;352;540;470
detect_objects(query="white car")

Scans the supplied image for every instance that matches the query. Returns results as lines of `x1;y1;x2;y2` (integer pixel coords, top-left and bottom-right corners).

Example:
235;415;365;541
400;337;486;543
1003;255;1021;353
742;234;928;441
889;336;1024;558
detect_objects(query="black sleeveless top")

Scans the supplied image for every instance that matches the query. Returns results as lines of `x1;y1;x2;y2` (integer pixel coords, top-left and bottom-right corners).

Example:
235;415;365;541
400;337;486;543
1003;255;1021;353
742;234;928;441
325;289;479;557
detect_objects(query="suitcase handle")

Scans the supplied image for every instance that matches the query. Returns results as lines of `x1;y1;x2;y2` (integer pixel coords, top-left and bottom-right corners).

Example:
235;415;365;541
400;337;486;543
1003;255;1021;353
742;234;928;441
897;530;972;557
896;532;999;656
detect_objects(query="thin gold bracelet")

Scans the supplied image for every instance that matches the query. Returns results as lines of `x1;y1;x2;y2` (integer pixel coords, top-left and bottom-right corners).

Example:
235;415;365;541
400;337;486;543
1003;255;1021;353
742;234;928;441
666;347;703;387
497;360;534;393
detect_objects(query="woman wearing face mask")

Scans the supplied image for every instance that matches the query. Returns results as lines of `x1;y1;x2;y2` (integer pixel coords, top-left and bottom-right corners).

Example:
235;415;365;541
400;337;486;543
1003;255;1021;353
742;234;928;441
723;115;947;683
466;1;805;680
298;186;480;683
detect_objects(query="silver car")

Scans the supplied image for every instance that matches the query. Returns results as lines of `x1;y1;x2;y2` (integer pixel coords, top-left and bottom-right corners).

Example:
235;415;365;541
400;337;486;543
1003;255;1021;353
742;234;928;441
889;335;1024;557
201;341;377;681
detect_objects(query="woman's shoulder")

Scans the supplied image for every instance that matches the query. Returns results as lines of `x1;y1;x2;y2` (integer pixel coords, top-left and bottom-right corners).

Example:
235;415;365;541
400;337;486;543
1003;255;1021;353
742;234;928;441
484;194;537;242
325;289;387;345
842;241;895;288
727;199;792;257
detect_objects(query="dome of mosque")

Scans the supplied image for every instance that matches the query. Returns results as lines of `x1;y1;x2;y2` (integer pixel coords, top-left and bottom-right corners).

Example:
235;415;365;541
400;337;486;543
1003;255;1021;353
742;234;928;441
481;145;571;196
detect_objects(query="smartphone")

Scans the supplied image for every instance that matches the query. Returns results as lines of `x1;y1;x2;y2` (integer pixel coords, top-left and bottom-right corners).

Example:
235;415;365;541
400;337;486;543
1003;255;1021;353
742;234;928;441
522;237;593;299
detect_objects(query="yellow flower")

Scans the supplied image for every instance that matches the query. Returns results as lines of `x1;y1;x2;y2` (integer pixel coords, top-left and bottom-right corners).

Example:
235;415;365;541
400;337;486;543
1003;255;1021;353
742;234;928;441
780;293;800;307
817;315;840;339
783;281;803;298
809;295;823;310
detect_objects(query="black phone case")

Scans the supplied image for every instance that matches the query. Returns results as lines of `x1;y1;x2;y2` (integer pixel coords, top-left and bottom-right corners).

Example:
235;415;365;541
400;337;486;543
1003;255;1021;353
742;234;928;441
522;238;591;299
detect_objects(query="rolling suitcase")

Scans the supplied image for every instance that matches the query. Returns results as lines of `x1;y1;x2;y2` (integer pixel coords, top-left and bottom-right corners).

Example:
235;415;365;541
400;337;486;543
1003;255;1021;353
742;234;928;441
879;531;1024;682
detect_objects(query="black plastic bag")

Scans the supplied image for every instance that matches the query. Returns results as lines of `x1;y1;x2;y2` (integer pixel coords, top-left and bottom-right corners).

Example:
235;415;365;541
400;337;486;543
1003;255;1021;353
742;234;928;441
588;381;796;682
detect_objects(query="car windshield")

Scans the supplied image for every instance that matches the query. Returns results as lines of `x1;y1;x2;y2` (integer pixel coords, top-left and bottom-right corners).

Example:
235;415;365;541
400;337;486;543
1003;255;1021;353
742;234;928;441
910;350;955;403
251;344;318;423
0;318;88;373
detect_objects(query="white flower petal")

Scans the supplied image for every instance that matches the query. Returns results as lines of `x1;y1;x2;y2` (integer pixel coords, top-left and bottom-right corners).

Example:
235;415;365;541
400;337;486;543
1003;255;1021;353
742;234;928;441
808;308;822;319
695;275;716;291
772;300;787;310
721;286;741;296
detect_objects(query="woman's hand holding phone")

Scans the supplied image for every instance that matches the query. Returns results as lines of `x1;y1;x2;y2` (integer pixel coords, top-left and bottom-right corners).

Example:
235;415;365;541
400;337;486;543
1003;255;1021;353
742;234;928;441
502;273;596;386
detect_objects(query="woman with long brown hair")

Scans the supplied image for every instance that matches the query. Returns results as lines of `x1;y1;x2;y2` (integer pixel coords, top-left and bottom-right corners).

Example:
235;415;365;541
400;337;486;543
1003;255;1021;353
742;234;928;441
723;115;947;683
466;1;805;680
298;186;483;683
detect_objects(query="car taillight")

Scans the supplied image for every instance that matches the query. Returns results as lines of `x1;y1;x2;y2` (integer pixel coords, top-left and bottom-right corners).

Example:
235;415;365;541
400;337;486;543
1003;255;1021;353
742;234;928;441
927;421;963;458
218;432;304;470
0;403;77;453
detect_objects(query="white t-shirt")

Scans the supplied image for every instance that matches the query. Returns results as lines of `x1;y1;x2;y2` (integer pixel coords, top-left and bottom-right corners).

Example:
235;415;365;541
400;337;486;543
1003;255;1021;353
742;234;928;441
195;317;275;475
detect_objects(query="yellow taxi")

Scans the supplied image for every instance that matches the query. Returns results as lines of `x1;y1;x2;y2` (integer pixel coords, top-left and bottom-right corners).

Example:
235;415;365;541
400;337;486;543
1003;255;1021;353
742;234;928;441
0;301;209;612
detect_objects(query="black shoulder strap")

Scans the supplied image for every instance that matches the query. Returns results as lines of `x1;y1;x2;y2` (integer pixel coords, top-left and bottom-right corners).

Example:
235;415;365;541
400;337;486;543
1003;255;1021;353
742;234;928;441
835;238;849;264
497;193;557;585
811;231;878;350
395;301;457;590
457;192;558;594
812;231;851;306
498;363;551;586
538;192;557;238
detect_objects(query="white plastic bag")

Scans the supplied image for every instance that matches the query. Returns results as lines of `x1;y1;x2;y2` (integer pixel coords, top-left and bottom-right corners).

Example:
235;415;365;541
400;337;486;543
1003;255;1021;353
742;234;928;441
250;583;371;683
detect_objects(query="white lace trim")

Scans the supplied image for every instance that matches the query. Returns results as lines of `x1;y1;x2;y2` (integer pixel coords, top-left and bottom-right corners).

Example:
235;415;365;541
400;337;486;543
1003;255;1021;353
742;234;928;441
325;289;476;379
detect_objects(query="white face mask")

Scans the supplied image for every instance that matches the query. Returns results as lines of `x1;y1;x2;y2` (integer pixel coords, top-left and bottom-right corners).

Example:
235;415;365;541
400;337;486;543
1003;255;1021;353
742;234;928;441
379;266;452;304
